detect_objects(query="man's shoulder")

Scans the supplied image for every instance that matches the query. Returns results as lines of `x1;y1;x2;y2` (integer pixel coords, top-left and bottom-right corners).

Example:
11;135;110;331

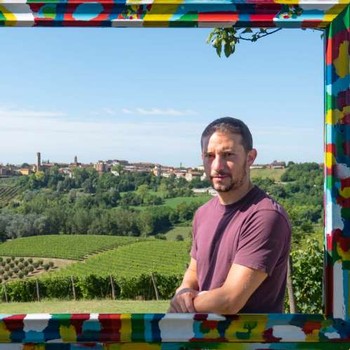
245;187;290;222
195;196;219;215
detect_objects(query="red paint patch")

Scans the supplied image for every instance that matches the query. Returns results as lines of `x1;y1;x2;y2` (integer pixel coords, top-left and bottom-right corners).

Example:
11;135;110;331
70;314;91;336
198;12;238;23
3;315;26;332
98;314;121;342
263;328;281;342
302;321;322;334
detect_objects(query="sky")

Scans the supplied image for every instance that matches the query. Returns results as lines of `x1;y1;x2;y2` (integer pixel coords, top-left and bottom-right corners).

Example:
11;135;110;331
0;27;324;168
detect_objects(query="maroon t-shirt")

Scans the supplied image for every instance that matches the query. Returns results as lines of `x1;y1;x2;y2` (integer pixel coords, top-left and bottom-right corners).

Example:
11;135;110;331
191;186;291;313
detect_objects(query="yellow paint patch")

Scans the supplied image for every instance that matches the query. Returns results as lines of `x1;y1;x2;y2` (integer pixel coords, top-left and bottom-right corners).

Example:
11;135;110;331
144;4;180;23
339;187;350;198
0;321;11;342
325;152;336;168
0;5;17;26
59;324;77;342
334;41;350;79
23;345;46;350
120;314;132;342
305;329;320;342
337;242;350;261
326;109;342;125
225;315;268;342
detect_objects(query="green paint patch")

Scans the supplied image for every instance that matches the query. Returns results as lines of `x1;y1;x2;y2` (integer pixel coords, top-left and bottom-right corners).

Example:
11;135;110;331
42;5;56;19
0;11;6;26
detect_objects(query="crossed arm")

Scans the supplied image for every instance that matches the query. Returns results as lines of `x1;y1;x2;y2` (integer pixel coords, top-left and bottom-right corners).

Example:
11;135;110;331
168;258;267;314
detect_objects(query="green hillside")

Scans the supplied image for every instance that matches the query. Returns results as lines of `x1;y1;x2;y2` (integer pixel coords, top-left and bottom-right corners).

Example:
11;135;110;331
50;240;190;278
250;168;286;181
0;235;140;260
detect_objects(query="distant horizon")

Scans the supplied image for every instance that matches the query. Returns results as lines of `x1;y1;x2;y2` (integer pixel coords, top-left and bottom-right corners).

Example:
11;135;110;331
0;154;324;169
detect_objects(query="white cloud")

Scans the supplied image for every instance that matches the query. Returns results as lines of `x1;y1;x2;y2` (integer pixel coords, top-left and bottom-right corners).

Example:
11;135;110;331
0;107;66;119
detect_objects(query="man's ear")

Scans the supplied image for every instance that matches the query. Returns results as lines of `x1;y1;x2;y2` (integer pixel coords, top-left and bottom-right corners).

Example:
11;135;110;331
247;149;257;166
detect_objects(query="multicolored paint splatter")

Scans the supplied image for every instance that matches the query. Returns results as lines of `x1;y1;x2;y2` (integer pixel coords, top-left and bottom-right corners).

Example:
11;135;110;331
0;1;348;28
0;0;349;349
324;4;350;320
1;313;350;349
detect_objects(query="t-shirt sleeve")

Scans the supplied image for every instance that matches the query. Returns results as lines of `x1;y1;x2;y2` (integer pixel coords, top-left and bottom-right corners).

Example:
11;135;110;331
190;211;198;260
233;209;291;276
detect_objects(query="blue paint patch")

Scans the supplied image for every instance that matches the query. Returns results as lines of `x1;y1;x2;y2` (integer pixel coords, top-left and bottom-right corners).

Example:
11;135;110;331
146;313;163;342
24;330;45;343
325;63;339;85
326;76;350;97
72;3;103;21
78;318;101;342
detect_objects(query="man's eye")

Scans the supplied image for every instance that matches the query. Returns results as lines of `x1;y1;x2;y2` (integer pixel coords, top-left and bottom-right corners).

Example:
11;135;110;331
223;152;234;158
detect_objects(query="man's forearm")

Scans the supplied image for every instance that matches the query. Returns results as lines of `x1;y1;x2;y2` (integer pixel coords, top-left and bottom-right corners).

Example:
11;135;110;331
193;287;242;314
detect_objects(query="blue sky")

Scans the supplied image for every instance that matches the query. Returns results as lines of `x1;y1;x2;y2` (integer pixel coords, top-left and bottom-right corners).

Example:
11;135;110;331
0;27;324;167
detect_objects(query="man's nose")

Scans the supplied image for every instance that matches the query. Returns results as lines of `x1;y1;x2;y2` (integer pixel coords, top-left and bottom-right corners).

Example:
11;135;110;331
212;155;225;171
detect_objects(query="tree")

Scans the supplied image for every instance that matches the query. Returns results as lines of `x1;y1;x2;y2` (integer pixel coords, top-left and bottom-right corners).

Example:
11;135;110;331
207;27;282;57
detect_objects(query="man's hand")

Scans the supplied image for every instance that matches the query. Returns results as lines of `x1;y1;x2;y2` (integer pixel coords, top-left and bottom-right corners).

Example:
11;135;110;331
168;288;199;313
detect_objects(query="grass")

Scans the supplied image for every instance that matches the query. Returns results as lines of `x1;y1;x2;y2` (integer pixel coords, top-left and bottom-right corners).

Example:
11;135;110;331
251;168;286;181
165;226;192;241
163;195;210;208
0;300;170;313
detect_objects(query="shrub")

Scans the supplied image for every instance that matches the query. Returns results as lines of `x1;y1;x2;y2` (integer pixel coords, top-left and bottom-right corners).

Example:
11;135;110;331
288;237;323;314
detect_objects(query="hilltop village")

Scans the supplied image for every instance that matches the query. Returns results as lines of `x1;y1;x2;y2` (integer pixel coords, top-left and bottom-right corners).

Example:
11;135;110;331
0;152;287;180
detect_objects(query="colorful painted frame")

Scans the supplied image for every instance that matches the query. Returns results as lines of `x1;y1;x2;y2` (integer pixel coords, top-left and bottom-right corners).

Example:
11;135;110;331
0;0;349;348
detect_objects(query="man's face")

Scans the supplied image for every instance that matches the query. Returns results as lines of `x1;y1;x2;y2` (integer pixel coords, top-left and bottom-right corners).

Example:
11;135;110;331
202;131;255;193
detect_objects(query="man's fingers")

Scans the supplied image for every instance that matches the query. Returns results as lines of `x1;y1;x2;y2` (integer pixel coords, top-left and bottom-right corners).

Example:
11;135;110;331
169;290;197;313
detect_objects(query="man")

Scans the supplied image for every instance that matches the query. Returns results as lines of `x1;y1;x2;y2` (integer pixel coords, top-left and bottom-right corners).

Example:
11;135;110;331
169;117;291;314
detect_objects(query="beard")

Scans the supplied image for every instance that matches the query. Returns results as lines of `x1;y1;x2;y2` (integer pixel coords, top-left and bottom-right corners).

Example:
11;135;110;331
210;162;247;193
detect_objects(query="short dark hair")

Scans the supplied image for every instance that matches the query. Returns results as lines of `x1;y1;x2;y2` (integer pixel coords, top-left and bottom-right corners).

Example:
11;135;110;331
201;117;253;151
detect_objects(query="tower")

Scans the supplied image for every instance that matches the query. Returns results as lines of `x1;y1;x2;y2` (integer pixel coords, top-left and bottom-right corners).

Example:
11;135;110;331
36;152;41;171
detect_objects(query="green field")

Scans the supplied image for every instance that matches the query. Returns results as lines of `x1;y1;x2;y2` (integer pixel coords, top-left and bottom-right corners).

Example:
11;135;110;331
165;226;192;241
251;168;286;181
0;235;140;260
50;240;189;278
0;300;169;313
163;195;210;208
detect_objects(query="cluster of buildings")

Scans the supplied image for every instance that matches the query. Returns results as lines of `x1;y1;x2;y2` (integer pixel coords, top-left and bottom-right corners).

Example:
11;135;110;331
0;152;287;181
0;152;206;182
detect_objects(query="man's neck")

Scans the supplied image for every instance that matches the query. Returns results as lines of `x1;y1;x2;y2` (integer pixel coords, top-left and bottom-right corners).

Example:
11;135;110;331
217;181;254;206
